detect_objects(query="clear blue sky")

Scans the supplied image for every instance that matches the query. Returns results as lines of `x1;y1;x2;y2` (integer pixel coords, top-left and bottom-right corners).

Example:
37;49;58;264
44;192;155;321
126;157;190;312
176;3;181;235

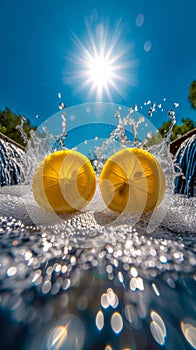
0;0;196;129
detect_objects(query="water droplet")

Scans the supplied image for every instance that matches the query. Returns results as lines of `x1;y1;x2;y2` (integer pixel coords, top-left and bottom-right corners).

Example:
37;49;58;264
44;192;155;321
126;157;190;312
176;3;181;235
105;346;113;350
58;92;62;99
96;310;104;330
147;131;153;138
130;266;138;277
152;283;160;296
101;293;109;309
174;102;179;108
168;110;175;118
111;312;123;334
35;114;40;119
59;102;66;110
7;266;17;277
42;280;52;294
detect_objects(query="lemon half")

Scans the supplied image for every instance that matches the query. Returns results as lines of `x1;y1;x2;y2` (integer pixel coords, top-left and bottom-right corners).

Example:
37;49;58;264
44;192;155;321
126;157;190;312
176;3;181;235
32;150;96;213
99;148;165;214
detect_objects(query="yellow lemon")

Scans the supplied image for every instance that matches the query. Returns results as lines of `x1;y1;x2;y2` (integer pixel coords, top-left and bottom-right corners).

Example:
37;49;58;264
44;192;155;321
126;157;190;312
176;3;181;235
99;148;165;214
32;150;96;213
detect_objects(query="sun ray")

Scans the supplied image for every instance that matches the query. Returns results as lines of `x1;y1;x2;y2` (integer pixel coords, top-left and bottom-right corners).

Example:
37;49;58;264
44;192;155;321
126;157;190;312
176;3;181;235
65;20;138;100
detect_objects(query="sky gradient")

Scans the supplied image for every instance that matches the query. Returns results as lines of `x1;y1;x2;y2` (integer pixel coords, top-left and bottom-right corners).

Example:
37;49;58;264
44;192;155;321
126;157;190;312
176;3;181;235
0;0;196;130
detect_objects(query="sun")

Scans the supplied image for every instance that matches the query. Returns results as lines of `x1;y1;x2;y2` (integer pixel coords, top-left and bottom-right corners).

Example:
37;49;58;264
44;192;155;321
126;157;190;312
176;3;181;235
89;56;111;88
66;20;137;100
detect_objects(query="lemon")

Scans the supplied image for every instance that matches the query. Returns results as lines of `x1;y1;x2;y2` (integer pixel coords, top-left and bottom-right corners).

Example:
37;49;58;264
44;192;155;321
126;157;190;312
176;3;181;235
32;150;96;213
99;148;165;214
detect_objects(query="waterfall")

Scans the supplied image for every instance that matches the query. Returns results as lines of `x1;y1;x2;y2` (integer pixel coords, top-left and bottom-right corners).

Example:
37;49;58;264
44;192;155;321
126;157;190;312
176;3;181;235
174;134;196;197
0;134;25;186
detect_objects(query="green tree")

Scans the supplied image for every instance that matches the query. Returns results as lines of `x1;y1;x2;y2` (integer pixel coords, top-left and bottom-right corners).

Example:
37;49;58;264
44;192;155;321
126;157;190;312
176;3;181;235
188;80;196;109
0;107;36;147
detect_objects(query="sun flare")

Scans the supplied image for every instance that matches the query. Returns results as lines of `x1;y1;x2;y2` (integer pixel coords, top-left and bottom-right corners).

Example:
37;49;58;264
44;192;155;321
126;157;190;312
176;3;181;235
89;57;112;89
67;20;137;100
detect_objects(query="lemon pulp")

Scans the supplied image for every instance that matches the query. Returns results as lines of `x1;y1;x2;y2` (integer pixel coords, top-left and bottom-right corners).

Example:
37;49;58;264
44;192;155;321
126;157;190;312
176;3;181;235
99;148;166;214
32;150;96;213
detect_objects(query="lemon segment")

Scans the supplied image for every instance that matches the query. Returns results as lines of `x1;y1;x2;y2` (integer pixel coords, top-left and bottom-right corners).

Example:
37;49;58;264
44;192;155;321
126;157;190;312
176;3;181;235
99;148;166;214
32;150;96;213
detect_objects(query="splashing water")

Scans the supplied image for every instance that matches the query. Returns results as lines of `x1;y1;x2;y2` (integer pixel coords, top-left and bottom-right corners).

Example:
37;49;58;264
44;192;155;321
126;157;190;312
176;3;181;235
0;101;195;350
0;102;193;234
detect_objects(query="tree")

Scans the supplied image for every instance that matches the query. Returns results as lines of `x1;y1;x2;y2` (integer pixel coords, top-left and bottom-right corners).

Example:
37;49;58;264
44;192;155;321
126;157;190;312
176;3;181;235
0;107;36;147
188;80;196;109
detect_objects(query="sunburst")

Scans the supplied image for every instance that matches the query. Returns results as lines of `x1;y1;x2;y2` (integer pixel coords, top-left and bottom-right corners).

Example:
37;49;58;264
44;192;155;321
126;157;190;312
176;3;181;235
66;20;138;100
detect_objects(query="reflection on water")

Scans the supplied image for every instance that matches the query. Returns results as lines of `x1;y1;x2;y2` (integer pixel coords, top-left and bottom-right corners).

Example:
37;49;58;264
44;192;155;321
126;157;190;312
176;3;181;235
0;192;195;349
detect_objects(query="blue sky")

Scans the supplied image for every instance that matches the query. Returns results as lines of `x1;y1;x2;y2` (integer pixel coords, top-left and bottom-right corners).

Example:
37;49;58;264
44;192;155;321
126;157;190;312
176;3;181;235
0;0;196;130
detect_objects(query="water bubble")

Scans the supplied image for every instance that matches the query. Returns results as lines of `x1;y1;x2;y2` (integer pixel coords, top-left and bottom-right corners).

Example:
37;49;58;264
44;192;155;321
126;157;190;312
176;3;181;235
144;40;152;52
70;114;75;121
58;92;62;99
136;14;144;27
174;102;179;108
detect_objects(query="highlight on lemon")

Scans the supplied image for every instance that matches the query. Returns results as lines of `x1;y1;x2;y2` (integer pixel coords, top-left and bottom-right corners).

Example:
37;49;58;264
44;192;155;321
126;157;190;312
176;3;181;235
99;148;166;215
32;150;96;214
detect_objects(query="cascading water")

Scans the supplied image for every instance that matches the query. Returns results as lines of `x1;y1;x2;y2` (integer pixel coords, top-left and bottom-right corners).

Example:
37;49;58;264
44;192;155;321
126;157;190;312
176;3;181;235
0;102;195;350
174;134;196;197
0;135;25;186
